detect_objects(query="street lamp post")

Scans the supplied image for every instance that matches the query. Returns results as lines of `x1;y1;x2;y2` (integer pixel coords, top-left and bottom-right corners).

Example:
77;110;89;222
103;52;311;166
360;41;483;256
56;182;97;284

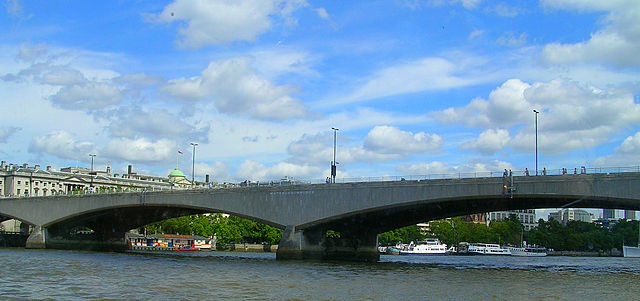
89;154;96;172
533;110;539;176
190;142;198;188
89;154;96;190
331;127;339;183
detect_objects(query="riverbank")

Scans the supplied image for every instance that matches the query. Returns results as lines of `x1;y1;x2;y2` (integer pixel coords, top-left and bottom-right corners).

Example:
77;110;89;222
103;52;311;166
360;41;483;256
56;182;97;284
548;249;623;257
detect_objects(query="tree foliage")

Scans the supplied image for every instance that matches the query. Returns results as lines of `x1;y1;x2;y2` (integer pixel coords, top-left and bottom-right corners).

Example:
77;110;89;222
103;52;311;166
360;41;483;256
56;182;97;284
141;214;282;249
386;215;639;252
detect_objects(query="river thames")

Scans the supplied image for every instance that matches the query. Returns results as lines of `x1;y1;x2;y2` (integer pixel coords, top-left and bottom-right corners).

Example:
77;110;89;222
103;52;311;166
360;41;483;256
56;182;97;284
1;248;639;300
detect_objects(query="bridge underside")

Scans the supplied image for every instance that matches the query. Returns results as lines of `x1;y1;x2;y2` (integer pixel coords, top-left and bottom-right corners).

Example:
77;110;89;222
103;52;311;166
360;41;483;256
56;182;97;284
26;206;208;251
277;194;640;262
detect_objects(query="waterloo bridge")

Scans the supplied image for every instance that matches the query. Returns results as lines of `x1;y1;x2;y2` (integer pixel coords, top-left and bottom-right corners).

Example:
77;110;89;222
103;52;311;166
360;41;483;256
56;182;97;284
1;170;640;262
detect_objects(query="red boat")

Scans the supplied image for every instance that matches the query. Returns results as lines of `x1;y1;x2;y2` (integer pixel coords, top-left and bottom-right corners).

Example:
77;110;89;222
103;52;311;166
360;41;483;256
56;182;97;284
176;246;198;251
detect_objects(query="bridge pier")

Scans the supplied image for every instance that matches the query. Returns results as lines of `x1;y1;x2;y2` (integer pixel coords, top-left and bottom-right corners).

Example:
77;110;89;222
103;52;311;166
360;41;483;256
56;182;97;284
25;225;46;249
276;226;380;262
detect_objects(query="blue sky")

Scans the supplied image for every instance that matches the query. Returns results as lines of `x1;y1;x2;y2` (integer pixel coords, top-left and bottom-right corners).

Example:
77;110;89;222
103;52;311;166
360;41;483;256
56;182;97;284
1;0;640;210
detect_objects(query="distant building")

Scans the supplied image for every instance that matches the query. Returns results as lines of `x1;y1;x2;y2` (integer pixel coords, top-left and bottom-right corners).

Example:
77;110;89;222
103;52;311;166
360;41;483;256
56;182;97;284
548;209;594;225
463;213;487;224
487;210;537;231
603;209;615;219
0;160;212;232
625;210;636;220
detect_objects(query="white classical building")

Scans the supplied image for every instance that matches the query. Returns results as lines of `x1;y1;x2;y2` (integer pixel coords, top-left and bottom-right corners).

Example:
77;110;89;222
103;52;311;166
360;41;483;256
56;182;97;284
0;161;212;232
0;161;178;198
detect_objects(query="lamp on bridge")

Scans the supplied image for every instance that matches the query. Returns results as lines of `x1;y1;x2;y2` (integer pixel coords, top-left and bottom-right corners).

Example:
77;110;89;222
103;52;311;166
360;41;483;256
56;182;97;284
331;127;339;184
89;154;96;172
190;142;198;188
533;110;539;176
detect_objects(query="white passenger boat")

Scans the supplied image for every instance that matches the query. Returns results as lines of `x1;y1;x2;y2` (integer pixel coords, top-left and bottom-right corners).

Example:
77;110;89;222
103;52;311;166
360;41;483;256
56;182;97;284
399;238;448;255
508;246;547;257
467;243;511;255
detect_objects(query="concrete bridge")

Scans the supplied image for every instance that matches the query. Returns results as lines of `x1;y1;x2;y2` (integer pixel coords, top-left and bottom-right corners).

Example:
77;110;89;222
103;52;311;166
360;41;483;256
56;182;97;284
1;172;640;261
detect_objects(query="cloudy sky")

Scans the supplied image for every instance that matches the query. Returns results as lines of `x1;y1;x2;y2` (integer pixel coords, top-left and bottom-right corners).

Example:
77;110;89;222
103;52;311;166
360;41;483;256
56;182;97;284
1;0;640;209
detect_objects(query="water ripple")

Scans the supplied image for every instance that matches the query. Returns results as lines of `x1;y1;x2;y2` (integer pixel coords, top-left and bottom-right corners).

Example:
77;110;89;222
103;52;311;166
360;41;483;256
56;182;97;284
2;249;640;300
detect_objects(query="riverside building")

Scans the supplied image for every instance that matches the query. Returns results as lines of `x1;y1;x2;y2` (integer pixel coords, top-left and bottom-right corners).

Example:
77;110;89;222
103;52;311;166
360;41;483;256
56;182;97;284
0;161;217;198
486;210;537;231
548;209;595;225
0;160;211;232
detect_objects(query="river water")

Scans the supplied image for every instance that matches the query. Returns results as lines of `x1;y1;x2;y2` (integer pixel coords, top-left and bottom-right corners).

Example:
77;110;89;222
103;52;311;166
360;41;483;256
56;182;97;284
1;248;639;300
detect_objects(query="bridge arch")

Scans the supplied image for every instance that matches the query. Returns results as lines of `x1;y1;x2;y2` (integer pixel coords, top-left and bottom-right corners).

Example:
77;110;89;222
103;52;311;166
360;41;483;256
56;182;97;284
2;172;639;261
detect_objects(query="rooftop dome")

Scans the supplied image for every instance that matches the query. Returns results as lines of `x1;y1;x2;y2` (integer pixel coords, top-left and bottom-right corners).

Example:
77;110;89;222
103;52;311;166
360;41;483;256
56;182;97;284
168;168;186;178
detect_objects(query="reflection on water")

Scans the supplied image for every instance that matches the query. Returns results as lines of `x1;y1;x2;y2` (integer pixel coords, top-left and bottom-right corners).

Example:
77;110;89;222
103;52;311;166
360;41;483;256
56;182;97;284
1;249;639;300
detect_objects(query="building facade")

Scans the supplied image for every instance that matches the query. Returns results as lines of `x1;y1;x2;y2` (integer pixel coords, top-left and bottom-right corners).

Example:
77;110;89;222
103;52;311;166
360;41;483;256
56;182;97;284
0;160;219;198
548;209;594;225
486;210;537;231
0;160;216;232
0;161;178;198
603;209;615;219
625;210;636;220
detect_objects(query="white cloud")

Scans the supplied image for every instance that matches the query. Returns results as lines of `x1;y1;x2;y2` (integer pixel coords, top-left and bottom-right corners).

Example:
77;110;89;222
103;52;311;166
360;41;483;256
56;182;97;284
29;131;97;161
616;132;640;154
234;160;322;181
489;4;521;17
15;43;48;63
363;126;442;155
164;57;309;120
315;7;329;19
49;82;124;111
153;0;307;48
456;0;481;10
102;138;176;164
192;161;230;181
434;78;640;154
6;0;23;17
496;32;528;47
460;128;510;155
541;0;640;67
468;29;484;40
106;106;210;142
0;127;20;143
250;49;318;78
338;57;490;105
397;159;514;176
434;78;532;128
594;132;640;166
287;126;441;165
403;0;481;10
113;73;165;87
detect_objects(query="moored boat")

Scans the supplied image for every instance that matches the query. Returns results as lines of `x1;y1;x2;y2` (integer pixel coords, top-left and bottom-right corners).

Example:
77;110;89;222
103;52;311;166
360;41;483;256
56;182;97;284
399;238;448;255
508;246;547;257
467;243;511;255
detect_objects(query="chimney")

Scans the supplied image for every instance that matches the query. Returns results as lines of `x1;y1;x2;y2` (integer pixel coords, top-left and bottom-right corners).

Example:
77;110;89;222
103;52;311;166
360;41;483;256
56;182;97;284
46;166;52;172
22;163;28;168
35;165;40;170
106;165;111;175
128;165;132;174
205;174;210;183
9;163;13;171
1;161;5;168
